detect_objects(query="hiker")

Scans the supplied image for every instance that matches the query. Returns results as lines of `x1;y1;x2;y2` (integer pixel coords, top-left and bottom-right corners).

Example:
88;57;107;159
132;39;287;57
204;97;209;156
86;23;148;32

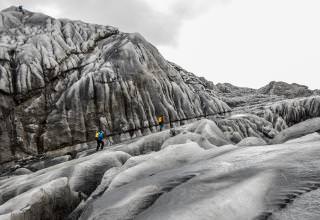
106;135;113;146
158;115;164;131
95;130;105;151
104;133;112;146
18;5;25;14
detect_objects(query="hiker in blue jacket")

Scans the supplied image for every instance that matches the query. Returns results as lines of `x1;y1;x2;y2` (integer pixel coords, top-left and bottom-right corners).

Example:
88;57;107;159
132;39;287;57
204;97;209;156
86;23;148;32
96;130;105;151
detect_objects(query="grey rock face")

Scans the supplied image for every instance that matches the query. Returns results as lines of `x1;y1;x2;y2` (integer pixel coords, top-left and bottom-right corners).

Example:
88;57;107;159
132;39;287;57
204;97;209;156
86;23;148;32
222;94;284;109
217;81;317;109
217;81;317;100
215;113;277;143
263;96;320;127
216;82;256;96
258;81;314;98
0;7;230;164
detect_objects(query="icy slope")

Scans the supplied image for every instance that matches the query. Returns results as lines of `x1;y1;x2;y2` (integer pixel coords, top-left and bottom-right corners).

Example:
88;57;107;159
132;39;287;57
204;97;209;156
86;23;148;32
78;135;320;220
0;6;230;163
2;118;320;219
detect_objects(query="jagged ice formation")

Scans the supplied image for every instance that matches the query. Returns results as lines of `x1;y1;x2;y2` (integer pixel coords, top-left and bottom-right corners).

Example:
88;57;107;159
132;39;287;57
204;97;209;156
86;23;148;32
0;6;230;164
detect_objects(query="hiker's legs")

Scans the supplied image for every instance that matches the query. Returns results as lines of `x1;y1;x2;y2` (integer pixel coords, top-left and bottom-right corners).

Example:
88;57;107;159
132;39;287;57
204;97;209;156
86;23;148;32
96;140;100;151
100;140;104;150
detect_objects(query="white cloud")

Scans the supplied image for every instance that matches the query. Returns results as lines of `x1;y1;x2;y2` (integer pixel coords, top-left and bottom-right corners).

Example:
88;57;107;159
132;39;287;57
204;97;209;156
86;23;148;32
1;0;228;46
1;0;319;89
159;0;320;89
33;4;61;17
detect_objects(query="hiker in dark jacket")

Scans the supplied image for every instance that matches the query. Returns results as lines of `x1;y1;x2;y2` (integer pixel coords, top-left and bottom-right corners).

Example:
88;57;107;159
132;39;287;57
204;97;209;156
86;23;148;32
96;130;105;151
18;5;25;14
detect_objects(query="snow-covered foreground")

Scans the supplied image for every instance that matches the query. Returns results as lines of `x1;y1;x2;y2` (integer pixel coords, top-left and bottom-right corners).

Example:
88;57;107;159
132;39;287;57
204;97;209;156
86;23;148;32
1;119;320;220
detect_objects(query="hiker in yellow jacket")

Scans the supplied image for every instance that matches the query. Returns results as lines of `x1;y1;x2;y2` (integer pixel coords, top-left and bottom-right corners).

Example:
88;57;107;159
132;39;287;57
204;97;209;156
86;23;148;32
157;115;164;131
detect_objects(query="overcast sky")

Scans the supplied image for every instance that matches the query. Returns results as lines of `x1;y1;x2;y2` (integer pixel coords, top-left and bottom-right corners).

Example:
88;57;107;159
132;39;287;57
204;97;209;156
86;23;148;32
1;0;320;89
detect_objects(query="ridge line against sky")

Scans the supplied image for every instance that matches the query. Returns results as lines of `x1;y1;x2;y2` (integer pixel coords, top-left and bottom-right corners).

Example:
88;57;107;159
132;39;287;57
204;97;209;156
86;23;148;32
1;0;320;89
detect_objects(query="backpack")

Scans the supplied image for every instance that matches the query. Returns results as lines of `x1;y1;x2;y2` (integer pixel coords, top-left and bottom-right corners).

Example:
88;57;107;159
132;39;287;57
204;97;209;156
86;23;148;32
95;131;99;140
98;131;104;141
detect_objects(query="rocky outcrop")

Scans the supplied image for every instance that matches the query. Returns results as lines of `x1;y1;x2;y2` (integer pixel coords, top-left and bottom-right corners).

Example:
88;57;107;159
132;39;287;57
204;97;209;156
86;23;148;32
214;113;278;143
216;83;256;96
258;81;315;98
0;7;230;164
217;81;317;109
187;96;320;145
263;96;320;128
221;93;284;109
